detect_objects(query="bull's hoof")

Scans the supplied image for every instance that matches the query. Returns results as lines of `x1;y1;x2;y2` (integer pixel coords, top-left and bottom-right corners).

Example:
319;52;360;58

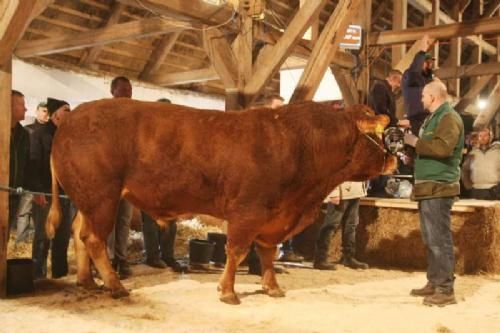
219;293;241;305
76;278;99;290
111;287;130;299
265;288;286;298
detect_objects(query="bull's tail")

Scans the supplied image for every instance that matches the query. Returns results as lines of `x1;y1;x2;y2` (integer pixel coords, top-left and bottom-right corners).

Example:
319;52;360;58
46;156;62;239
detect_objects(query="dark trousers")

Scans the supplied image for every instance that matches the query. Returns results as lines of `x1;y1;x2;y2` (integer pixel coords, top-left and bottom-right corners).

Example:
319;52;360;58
418;197;455;293
315;199;360;262
141;212;176;262
32;198;75;279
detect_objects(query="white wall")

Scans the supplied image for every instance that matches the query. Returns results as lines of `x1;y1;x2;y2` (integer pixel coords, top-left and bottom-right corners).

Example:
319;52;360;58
280;68;342;103
12;59;225;122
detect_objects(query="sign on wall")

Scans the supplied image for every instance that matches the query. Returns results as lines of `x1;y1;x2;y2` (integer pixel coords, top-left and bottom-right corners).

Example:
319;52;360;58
340;25;362;50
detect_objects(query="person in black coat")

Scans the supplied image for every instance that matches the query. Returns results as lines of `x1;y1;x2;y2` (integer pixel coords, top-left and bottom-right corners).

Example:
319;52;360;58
367;69;408;128
31;97;74;279
9;91;31;237
401;35;435;135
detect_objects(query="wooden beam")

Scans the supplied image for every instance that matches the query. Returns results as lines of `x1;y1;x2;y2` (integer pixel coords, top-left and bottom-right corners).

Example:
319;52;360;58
455;75;494;112
0;61;12;299
330;65;357;106
372;0;388;23
290;0;362;102
428;0;440;64
435;62;500;79
368;16;500;46
139;31;181;80
473;81;500;129
15;17;191;58
242;0;329;102
407;0;496;55
253;22;356;69
482;0;500;18
230;8;253;109
79;2;125;66
202;28;238;89
117;0;235;26
444;2;462;97
149;67;219;86
0;0;53;67
391;0;407;67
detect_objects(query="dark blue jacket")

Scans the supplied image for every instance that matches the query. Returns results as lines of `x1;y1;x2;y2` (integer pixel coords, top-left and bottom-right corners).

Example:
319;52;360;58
402;51;433;126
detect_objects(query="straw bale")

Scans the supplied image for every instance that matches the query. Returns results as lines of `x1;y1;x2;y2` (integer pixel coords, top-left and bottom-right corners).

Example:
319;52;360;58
293;202;500;274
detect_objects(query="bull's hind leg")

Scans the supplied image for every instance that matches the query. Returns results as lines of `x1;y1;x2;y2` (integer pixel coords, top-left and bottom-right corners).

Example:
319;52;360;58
73;212;97;289
218;240;251;305
255;244;285;298
81;198;128;299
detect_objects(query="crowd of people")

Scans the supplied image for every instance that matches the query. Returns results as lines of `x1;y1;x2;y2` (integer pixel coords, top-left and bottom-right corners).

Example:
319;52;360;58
7;34;498;308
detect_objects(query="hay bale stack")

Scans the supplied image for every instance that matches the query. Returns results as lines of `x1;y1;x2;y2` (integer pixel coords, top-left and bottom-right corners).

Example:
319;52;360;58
325;202;500;274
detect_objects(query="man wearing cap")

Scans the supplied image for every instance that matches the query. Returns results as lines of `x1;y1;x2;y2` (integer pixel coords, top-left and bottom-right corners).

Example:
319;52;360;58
402;35;435;135
31;97;73;279
14;102;50;243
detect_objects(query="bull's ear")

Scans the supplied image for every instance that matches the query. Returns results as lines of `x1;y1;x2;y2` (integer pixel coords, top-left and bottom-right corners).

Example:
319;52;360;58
356;115;389;138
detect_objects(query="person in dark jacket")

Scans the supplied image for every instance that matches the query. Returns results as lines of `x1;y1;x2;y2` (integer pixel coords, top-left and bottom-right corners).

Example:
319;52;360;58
401;35;435;135
367;69;407;128
9;90;31;237
31;97;74;279
15;102;50;243
141;98;178;269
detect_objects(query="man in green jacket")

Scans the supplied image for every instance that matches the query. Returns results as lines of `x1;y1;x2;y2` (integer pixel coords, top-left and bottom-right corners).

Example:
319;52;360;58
404;80;464;307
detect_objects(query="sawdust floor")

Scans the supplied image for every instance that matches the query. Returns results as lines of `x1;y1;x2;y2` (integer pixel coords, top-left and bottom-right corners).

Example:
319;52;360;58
1;263;500;333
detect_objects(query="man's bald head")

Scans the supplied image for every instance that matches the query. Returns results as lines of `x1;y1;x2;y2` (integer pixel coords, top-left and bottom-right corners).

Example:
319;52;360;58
421;80;448;113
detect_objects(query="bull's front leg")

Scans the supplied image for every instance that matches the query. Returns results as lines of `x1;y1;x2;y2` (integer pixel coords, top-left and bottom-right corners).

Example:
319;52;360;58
255;244;285;298
218;244;249;305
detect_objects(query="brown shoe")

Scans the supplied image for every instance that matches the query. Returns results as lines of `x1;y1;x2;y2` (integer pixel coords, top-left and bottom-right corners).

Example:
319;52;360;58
423;292;457;307
410;283;435;297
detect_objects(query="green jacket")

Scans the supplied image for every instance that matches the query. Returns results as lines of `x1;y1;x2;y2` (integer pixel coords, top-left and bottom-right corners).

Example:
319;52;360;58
10;123;31;189
412;102;464;200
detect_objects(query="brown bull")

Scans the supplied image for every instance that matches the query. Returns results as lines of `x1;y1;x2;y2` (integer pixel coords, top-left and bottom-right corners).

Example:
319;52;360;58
46;99;396;304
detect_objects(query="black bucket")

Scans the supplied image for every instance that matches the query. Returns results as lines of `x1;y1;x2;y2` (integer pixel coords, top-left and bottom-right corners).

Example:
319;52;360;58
7;258;34;296
207;232;227;263
189;239;215;264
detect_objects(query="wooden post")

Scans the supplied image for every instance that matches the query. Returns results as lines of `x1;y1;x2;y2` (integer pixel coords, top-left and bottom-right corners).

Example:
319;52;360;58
0;59;12;298
445;2;462;97
470;0;484;89
392;0;407;67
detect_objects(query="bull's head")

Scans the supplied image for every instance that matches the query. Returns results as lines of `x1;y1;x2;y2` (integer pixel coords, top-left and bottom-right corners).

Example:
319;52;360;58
352;108;398;177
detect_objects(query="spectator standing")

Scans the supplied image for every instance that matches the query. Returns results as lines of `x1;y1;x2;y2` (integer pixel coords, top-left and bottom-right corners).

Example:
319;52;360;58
402;35;435;135
313;182;369;270
404;80;464;307
31;98;74;279
107;76;134;279
142;98;178;269
9;91;31;239
461;128;499;200
15;102;50;243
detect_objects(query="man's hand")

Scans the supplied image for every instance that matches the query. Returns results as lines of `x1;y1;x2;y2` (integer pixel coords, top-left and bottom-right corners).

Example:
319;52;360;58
328;196;340;205
421;35;431;51
33;195;47;206
404;133;419;147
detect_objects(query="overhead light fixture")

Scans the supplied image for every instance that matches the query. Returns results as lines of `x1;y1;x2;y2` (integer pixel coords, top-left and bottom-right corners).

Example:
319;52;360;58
477;99;488;110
